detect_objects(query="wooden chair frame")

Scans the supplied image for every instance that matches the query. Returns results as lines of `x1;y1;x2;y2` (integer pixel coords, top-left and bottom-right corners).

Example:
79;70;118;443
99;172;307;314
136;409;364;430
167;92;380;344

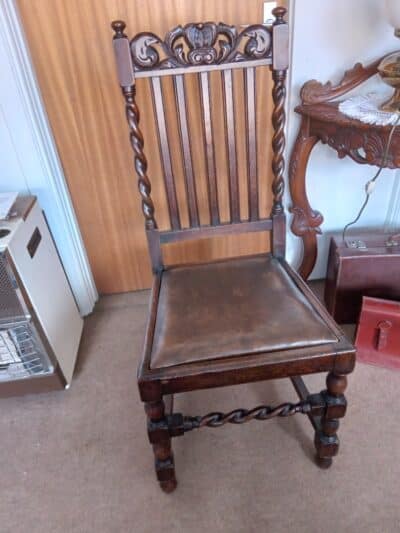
111;7;355;493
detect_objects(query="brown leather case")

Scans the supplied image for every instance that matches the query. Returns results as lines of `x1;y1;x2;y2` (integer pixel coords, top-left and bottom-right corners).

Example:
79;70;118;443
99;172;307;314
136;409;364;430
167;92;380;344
324;232;400;324
355;296;400;370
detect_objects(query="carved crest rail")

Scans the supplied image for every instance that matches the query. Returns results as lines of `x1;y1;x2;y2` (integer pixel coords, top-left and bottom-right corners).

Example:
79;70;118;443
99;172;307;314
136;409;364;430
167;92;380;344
130;22;273;73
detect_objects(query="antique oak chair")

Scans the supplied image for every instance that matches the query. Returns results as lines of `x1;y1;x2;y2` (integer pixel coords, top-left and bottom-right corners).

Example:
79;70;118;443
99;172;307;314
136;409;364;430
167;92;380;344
111;7;355;493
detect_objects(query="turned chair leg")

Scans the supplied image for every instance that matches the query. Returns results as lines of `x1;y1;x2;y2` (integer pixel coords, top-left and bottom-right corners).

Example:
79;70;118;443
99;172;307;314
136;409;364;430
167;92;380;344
315;372;348;469
145;399;177;493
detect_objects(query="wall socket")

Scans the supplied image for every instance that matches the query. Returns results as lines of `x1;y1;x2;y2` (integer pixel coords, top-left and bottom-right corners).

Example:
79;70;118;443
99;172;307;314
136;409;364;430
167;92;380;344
263;1;277;24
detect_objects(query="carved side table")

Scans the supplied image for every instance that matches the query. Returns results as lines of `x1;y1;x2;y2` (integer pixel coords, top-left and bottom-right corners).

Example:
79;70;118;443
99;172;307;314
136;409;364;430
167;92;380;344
289;55;400;280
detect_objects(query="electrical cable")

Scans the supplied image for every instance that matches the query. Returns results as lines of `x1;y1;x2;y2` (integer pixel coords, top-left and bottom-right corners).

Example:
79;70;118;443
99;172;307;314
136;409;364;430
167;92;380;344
342;113;400;245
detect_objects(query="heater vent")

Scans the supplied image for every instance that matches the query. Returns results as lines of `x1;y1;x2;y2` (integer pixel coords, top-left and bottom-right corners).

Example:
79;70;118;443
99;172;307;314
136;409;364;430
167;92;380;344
0;322;53;381
0;253;53;382
0;253;25;324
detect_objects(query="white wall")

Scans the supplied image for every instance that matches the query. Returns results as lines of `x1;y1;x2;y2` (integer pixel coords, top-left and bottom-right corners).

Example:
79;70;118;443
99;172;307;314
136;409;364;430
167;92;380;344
286;0;400;278
0;0;97;315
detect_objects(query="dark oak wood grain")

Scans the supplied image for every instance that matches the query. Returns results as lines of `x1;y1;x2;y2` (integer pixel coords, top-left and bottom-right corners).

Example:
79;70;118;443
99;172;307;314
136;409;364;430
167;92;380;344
244;67;259;221
222;69;240;222
151;76;181;230
199;71;220;225
159;219;273;244
173;74;200;227
112;8;355;493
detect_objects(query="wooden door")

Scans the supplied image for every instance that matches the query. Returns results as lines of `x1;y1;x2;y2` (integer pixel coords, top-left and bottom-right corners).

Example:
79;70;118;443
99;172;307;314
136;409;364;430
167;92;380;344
17;0;284;293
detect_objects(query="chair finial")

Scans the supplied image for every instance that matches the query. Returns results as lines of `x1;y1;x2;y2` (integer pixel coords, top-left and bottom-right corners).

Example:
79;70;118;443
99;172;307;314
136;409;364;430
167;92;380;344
111;20;127;38
272;7;287;24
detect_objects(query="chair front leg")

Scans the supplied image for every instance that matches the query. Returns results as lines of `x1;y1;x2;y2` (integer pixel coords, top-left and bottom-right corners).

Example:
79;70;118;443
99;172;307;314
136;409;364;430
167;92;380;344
315;372;348;468
145;399;177;493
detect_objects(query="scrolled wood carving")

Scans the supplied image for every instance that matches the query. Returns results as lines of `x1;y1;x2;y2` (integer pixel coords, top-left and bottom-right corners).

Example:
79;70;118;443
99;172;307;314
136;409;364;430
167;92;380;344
301;58;382;105
290;207;323;237
289;122;324;237
130;22;272;70
316;122;400;168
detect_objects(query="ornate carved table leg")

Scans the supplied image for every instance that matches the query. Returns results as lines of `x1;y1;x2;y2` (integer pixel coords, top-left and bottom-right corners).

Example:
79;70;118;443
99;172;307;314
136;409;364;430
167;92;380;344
289;117;324;280
145;399;177;493
315;372;348;469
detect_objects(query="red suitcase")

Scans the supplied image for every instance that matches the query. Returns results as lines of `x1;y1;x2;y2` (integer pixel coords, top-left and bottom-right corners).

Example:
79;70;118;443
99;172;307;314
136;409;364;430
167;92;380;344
355;296;400;370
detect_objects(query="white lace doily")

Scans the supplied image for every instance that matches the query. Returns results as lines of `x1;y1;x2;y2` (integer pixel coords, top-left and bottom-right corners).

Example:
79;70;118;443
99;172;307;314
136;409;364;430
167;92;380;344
339;94;399;126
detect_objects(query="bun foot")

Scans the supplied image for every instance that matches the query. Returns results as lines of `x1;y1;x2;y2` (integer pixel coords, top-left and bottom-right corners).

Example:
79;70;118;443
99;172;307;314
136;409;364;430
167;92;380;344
315;456;333;469
160;479;177;493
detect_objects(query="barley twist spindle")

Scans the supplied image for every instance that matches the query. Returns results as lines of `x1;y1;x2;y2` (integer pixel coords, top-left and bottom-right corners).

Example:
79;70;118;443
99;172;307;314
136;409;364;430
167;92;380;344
123;86;157;230
271;69;287;215
191;402;311;428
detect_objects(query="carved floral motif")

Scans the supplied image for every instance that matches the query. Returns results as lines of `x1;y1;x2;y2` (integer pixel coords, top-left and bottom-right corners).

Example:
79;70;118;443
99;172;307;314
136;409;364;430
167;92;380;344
130;23;272;70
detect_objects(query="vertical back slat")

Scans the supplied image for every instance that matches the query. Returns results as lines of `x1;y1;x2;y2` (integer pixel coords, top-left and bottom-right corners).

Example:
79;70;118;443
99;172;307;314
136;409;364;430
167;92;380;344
198;71;219;225
222;69;240;223
150;76;181;230
173;75;200;227
244;67;259;221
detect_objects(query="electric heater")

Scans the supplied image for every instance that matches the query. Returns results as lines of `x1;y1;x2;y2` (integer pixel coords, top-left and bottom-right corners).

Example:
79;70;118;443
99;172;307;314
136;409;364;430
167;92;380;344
0;196;83;396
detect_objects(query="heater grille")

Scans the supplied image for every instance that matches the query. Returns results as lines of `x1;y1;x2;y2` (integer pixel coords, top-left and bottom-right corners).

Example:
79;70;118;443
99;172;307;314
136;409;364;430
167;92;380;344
0;253;53;381
0;322;52;381
0;253;25;323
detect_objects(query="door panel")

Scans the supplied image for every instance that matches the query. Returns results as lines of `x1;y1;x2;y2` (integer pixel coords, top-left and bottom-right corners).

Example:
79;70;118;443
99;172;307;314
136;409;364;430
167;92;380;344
17;0;283;293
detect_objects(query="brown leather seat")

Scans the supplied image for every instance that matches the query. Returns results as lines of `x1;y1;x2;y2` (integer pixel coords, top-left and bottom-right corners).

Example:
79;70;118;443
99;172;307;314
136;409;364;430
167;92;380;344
150;254;338;369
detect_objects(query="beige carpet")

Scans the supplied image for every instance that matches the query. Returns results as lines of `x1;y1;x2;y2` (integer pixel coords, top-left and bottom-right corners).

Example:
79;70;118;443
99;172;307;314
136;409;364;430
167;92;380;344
1;287;400;533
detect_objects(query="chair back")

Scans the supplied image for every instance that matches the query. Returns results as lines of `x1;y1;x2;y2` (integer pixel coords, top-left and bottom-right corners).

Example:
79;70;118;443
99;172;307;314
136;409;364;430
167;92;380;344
111;8;289;270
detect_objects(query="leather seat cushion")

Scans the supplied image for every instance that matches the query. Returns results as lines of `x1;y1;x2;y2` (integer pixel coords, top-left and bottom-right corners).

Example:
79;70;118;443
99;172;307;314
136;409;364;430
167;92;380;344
150;255;338;369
